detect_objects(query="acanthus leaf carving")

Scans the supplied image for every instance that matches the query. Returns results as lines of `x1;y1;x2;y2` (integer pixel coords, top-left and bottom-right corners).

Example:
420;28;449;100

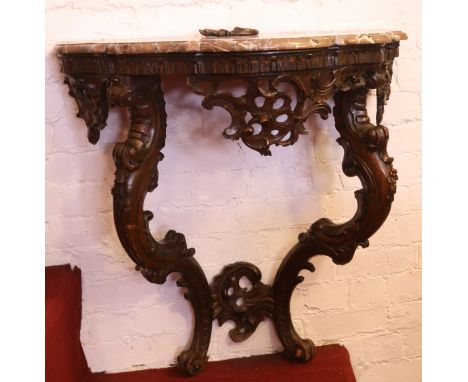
64;75;111;144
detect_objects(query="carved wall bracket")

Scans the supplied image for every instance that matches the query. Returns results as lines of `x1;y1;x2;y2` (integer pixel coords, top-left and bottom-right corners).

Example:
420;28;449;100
57;33;405;375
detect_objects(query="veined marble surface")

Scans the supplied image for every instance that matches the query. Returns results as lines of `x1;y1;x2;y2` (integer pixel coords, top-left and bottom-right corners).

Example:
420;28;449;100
56;30;407;55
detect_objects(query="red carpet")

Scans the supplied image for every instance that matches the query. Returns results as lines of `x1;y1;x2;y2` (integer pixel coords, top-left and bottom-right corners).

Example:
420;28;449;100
46;264;356;382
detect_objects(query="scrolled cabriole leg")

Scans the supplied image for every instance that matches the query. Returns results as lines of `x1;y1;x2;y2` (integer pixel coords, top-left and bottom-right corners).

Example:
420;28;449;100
272;70;398;363
64;74;212;375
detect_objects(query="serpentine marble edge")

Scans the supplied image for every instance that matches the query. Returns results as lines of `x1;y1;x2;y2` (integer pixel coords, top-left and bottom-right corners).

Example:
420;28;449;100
56;30;407;54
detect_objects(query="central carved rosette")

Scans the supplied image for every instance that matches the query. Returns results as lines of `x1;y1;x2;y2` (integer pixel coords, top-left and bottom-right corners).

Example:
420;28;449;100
188;72;335;155
211;262;274;342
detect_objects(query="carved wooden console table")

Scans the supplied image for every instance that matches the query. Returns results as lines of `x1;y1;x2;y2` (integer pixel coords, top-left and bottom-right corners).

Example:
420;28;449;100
56;30;407;376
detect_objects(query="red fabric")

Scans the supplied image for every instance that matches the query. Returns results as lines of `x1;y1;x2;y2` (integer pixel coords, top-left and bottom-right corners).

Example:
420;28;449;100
45;265;90;382
90;345;356;382
45;264;356;382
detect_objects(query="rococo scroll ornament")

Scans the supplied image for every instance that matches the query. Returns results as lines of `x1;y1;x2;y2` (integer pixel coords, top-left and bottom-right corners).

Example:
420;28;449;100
273;74;397;362
211;262;274;342
188;73;333;155
64;74;212;376
59;33;404;375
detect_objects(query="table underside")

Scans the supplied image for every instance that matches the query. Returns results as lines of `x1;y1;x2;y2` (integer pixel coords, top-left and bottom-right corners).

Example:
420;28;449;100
59;41;400;375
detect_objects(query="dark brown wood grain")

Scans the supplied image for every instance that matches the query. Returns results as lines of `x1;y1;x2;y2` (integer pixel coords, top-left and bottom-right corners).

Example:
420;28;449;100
60;42;400;376
211;262;274;342
273;74;397;362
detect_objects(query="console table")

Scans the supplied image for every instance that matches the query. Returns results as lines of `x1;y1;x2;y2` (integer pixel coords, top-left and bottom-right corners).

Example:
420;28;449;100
56;30;407;376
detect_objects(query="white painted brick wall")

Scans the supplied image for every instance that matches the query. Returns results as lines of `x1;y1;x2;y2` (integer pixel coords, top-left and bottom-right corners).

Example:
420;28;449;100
45;1;421;380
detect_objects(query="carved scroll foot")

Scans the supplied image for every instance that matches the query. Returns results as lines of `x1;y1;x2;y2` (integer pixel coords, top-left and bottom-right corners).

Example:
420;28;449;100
65;74;212;375
272;82;397;362
140;252;211;375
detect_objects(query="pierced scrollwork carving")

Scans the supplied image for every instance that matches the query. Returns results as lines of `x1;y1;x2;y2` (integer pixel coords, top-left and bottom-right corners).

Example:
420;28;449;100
64;76;111;144
212;262;274;342
188;73;333;155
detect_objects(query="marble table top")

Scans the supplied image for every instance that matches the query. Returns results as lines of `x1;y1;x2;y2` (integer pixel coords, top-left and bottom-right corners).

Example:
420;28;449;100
56;30;407;55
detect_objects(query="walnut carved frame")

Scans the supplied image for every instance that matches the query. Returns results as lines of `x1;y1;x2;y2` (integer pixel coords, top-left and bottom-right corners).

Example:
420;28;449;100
58;41;400;375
